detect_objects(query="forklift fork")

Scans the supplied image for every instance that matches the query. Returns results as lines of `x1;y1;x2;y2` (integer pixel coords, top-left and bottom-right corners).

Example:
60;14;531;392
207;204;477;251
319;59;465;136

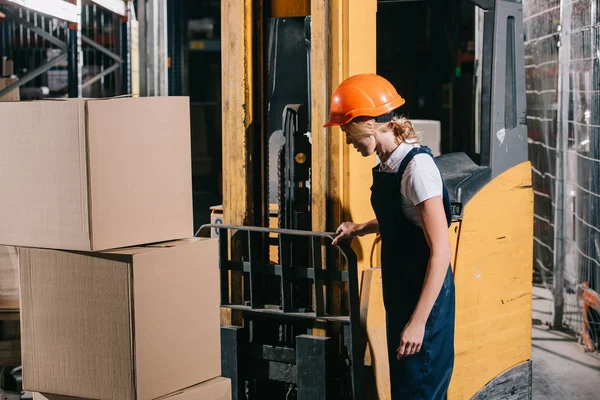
197;224;364;400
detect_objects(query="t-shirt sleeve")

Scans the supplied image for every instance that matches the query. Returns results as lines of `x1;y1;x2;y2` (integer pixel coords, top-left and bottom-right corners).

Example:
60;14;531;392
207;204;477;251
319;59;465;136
401;154;443;206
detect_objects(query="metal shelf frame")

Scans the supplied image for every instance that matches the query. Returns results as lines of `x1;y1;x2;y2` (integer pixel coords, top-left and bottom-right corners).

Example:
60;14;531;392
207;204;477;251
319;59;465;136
0;0;131;98
90;0;126;17
0;0;79;23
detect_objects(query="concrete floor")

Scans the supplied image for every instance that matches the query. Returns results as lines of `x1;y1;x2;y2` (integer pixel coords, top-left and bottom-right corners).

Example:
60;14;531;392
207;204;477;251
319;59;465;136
532;286;600;400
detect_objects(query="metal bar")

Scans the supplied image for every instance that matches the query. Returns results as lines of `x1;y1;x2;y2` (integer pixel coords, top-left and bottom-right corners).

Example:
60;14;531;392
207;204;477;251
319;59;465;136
158;0;167;95
280;234;292;312
220;231;230;306
89;0;125;17
67;0;82;98
228;261;349;282
119;16;129;94
81;61;119;88
221;326;246;400
251;359;297;383
0;15;7;58
297;335;331;400
312;236;325;317
137;0;146;96
553;0;571;329
146;0;154;95
225;305;351;324
0;0;78;23
197;224;337;241
248;232;263;309
479;10;494;166
469;0;495;11
0;52;66;97
1;8;66;50
251;344;296;364
81;33;120;62
339;240;364;399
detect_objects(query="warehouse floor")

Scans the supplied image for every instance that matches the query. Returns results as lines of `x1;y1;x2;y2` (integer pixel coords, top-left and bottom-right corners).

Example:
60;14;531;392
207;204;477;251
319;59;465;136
532;286;600;399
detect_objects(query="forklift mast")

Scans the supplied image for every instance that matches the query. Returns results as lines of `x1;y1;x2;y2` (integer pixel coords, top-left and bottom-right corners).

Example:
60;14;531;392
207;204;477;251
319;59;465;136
438;0;528;213
474;0;528;178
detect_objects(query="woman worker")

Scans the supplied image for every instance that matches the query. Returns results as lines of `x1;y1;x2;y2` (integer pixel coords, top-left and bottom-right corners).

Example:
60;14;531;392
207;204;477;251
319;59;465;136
328;74;455;399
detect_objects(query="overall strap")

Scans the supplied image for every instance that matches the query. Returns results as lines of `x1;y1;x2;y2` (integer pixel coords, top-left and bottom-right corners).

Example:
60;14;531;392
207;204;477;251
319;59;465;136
396;145;434;179
396;145;452;226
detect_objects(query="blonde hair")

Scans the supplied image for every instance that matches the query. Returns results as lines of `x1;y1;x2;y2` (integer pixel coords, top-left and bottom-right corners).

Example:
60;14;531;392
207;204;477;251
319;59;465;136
388;116;420;144
343;116;420;144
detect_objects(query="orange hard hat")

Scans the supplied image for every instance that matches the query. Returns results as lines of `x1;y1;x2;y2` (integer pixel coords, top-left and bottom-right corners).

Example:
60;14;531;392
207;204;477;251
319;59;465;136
323;74;405;128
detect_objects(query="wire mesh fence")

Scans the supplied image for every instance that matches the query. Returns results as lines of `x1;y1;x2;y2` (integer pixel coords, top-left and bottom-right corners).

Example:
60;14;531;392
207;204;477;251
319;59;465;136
524;0;600;352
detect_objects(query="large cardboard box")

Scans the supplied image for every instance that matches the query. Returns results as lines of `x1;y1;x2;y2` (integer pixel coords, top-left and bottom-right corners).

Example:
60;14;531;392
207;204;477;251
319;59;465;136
0;245;19;311
34;377;232;400
0;97;193;251
20;238;220;400
158;377;231;400
411;119;441;156
33;394;74;400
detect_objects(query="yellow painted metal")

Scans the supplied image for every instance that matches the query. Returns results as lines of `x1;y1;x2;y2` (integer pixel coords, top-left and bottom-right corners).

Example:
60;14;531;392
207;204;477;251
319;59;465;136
448;161;533;399
449;221;461;274
360;267;390;399
220;0;255;326
221;0;253;227
310;0;328;233
313;0;377;239
270;0;310;17
345;0;379;278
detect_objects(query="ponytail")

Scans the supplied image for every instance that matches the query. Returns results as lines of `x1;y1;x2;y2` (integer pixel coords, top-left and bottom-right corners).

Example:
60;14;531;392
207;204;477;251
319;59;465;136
389;117;419;144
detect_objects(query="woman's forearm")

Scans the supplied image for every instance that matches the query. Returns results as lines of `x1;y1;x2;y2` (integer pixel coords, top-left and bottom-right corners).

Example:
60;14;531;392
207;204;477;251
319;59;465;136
409;251;450;324
411;196;452;325
359;219;379;235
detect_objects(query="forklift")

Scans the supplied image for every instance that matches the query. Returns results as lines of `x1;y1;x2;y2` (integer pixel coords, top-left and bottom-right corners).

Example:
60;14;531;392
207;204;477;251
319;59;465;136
203;0;533;398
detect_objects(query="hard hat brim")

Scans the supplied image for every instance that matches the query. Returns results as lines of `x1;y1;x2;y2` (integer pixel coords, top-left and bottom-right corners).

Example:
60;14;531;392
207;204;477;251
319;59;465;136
323;96;405;128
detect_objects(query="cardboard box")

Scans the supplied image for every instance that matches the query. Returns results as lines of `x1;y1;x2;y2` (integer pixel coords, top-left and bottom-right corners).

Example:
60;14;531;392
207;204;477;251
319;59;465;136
159;377;231;400
20;238;220;400
0;97;193;251
34;377;231;400
0;246;19;311
0;77;20;102
34;394;75;400
411;119;441;156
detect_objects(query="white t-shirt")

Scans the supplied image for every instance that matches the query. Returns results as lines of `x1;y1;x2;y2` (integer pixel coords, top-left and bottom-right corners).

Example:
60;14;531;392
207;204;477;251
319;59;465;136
378;142;443;227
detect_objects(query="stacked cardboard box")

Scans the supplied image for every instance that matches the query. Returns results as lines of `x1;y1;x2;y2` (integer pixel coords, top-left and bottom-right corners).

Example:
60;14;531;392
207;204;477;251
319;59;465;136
34;377;232;400
0;97;229;400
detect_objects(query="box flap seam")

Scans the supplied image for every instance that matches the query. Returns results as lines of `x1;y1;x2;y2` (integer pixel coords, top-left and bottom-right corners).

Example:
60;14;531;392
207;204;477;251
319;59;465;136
83;101;94;250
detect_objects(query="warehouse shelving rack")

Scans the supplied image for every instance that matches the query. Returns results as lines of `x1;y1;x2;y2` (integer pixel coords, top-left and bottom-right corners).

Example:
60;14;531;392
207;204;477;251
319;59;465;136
0;0;133;98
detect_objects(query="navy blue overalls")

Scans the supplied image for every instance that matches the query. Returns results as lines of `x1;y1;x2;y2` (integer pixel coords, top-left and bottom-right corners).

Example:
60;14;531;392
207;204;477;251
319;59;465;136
370;146;455;399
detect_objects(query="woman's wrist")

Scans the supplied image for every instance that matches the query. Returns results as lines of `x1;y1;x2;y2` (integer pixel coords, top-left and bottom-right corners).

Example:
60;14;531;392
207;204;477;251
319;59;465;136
357;222;368;236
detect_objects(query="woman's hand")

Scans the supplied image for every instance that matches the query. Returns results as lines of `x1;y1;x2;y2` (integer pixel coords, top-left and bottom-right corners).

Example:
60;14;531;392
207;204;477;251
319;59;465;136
396;321;425;359
332;222;362;245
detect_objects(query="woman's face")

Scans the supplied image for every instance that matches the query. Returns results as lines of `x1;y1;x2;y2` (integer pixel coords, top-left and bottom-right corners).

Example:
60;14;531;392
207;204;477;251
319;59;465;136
342;122;377;157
